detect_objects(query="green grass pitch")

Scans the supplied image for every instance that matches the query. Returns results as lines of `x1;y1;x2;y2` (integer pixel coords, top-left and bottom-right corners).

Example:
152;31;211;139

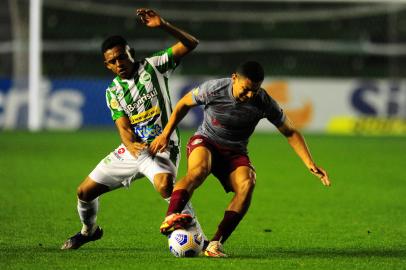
0;130;405;269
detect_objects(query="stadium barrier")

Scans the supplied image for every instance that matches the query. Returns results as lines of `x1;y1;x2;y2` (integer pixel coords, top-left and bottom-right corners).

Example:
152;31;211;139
1;77;405;135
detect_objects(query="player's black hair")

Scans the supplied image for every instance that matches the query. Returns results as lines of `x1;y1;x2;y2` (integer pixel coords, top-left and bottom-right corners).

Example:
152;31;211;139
236;61;264;83
101;35;128;54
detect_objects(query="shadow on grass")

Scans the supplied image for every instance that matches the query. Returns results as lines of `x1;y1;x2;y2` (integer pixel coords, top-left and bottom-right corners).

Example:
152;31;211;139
0;246;153;254
234;247;406;259
2;246;406;260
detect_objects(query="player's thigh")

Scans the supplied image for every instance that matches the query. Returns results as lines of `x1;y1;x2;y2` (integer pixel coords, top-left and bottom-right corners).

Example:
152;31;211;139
152;173;174;196
228;166;256;195
187;146;212;179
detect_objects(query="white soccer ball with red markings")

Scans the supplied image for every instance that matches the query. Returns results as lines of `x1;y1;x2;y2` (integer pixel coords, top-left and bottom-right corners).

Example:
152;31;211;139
168;228;204;257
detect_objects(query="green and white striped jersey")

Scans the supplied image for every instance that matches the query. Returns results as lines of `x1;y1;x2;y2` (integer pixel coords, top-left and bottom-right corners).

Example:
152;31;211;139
105;48;180;148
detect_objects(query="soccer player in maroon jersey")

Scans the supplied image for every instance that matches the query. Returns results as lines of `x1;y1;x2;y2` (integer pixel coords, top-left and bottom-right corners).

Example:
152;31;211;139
150;61;331;257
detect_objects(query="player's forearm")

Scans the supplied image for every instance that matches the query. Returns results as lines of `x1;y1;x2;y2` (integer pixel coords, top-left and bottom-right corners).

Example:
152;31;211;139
159;20;199;49
118;127;137;148
287;130;315;168
162;103;191;139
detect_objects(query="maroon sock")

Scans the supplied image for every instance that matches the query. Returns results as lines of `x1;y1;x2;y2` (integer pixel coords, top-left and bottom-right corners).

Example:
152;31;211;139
212;211;243;244
166;189;190;216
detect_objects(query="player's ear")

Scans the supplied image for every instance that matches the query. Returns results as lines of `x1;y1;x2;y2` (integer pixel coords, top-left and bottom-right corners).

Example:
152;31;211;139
231;73;238;82
130;48;135;59
125;45;135;63
103;59;112;70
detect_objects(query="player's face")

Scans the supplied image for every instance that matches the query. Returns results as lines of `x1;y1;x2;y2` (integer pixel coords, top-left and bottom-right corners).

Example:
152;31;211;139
104;45;135;79
232;73;262;102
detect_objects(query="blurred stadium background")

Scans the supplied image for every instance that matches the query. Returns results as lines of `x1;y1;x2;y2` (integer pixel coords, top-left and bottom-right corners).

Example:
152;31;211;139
0;0;406;134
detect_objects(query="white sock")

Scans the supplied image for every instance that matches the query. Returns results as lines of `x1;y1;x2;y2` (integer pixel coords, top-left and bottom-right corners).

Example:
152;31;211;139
77;198;99;236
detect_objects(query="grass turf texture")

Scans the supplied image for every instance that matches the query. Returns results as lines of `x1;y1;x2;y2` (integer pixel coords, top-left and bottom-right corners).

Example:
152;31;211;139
0;130;405;269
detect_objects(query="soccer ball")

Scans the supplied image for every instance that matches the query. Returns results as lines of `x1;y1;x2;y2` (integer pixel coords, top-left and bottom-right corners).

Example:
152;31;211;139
168;228;204;257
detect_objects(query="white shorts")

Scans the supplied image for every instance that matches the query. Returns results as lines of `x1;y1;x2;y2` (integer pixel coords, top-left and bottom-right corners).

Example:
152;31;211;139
89;144;180;189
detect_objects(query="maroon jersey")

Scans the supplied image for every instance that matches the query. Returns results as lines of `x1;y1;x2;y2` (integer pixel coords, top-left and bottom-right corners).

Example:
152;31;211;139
191;78;285;153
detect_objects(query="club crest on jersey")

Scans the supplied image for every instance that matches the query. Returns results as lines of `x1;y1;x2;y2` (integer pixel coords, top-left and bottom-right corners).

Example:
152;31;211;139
192;87;199;96
109;85;119;92
191;138;203;145
116;89;124;99
110;98;119;110
139;71;151;85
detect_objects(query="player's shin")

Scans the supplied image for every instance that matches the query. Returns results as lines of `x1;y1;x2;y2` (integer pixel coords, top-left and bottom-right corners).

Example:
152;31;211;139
166;189;190;216
211;210;243;244
77;198;99;236
165;197;208;242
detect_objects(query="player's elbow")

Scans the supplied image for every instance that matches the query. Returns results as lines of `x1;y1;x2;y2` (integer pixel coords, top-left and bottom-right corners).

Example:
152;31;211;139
185;37;199;50
279;125;297;138
190;38;199;49
77;186;90;201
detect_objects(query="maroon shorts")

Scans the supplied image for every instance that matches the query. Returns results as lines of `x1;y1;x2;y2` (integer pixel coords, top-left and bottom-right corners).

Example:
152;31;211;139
186;135;255;193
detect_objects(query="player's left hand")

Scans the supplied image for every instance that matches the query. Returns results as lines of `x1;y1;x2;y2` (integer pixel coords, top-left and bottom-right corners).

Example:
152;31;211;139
149;133;169;155
309;165;331;187
136;8;164;28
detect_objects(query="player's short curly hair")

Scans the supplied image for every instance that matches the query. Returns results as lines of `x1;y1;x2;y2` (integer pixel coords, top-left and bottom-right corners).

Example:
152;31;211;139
236;61;264;83
101;35;128;54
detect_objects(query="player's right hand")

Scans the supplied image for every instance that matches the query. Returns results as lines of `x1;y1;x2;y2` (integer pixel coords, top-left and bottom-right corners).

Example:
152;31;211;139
149;134;169;155
136;8;163;28
310;165;331;187
128;141;147;157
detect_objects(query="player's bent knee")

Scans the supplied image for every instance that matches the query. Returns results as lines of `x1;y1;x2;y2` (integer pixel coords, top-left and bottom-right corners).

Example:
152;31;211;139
155;176;174;197
76;186;89;201
76;178;109;201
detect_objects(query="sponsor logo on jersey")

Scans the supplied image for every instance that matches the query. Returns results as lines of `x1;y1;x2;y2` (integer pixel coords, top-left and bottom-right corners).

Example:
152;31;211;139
112;147;126;160
113;151;123;160
129;106;160;124
125;89;158;113
139;71;151;85
110;98;119;110
134;89;158;109
134;124;162;140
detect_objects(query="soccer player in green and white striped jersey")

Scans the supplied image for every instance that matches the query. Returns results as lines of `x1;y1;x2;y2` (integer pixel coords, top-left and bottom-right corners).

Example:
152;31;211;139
61;8;205;250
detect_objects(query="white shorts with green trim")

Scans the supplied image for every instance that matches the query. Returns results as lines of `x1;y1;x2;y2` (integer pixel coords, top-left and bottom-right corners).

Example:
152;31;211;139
89;144;179;189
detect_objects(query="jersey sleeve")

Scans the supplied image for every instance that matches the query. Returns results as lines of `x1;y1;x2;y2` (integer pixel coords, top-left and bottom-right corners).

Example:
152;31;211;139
106;87;125;121
145;47;177;75
190;80;219;105
263;92;286;127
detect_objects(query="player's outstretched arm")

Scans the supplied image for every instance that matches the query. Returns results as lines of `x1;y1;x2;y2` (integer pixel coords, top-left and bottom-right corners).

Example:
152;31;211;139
136;8;199;61
115;116;147;157
277;116;331;187
149;92;197;155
